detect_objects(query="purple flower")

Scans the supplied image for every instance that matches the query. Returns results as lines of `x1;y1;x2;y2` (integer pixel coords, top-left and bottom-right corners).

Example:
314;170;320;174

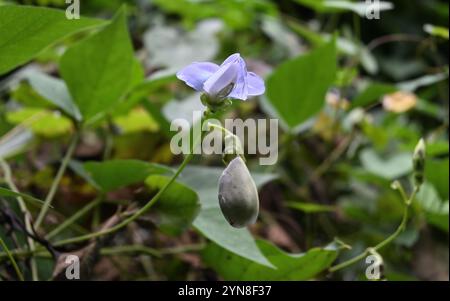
176;53;265;101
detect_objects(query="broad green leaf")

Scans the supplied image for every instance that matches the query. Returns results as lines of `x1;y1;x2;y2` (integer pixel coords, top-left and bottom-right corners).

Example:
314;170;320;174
0;5;103;75
416;182;449;232
6;108;73;138
26;71;82;121
266;38;336;130
351;83;397;108
178;166;276;268
425;158;449;200
0;187;46;207
145;175;200;236
84;160;172;192
287;201;335;213
359;149;412;180
113;108;159;134
60;7;135;122
202;239;338;280
68;160;98;189
425;141;449;157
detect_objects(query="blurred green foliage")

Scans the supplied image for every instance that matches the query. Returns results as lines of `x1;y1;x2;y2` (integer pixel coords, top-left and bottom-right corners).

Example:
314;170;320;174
0;0;448;281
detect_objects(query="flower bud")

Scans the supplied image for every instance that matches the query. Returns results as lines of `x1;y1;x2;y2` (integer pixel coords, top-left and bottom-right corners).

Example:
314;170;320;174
413;138;426;187
218;156;259;228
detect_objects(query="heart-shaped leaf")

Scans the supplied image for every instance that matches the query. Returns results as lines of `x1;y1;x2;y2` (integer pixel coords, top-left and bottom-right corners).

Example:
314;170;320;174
0;5;103;75
60;7;136;122
266;38;337;130
83;160;172;192
145;175;200;236
202;239;338;280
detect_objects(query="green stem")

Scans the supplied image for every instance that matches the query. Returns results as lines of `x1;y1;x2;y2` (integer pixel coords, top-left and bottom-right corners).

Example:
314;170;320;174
52;115;208;247
0;236;24;281
53;151;195;247
45;196;103;240
329;186;419;273
35;132;80;229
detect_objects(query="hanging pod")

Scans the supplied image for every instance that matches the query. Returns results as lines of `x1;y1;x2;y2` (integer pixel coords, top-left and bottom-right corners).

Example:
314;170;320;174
218;156;259;228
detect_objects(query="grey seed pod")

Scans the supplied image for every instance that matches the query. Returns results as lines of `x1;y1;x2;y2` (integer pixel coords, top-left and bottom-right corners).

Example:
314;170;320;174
218;156;259;228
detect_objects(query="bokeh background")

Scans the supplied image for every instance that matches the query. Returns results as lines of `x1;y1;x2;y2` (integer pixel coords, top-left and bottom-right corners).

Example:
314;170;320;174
0;0;448;281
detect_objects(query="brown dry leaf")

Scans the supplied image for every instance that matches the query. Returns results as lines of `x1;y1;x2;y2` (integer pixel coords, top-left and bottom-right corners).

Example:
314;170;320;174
382;91;417;113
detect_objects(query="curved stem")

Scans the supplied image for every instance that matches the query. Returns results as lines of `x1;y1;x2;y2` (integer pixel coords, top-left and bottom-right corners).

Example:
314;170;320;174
367;34;423;51
0;236;24;281
53;116;207;247
53;152;194;247
35;132;80;229
45;196;103;240
329;186;419;273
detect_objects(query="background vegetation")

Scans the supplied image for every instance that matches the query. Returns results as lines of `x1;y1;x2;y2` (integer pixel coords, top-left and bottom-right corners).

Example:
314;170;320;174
0;0;448;281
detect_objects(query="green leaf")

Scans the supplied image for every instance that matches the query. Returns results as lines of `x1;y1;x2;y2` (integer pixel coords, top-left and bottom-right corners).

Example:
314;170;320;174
145;175;200;236
26;71;82;121
84;160;172;192
359;149;412;180
0;5;103;75
6;108;73;138
60;7;135;122
287;201;335;213
202;239;338;280
0;187;46;207
113;108;159;134
416;182;449;232
266;38;337;130
178;166;276;268
351;83;397;108
425;158;449;200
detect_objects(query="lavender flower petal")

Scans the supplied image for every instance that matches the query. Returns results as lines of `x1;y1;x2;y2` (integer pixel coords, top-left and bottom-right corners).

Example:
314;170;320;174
221;53;242;66
176;62;219;91
203;62;239;96
176;53;265;101
228;56;249;100
246;72;265;96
